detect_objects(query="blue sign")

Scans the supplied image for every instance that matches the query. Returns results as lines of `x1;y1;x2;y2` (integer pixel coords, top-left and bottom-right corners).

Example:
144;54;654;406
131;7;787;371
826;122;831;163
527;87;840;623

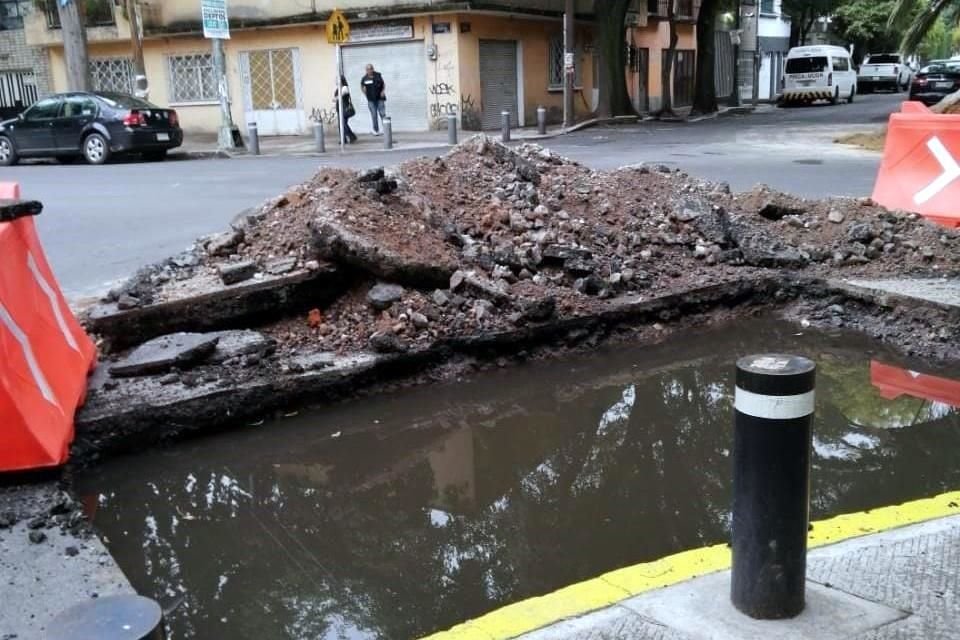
201;0;230;40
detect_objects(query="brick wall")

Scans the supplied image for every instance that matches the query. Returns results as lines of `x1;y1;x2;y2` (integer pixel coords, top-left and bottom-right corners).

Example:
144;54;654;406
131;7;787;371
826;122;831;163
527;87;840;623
0;28;52;97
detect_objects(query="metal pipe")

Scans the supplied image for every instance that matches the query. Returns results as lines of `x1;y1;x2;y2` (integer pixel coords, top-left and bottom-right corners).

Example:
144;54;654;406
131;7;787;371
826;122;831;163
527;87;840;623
501;111;511;143
731;354;816;619
537;106;547;135
383;117;393;150
314;122;325;153
447;114;457;145
247;122;260;156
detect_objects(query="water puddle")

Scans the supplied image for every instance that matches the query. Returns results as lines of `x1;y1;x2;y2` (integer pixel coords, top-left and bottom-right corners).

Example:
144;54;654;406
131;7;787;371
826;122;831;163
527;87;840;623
78;318;960;639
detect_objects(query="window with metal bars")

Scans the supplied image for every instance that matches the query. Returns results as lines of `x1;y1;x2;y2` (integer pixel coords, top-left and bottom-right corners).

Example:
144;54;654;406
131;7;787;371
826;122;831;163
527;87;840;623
760;0;776;14
44;0;115;28
0;0;26;31
168;53;218;103
548;35;582;90
90;57;134;94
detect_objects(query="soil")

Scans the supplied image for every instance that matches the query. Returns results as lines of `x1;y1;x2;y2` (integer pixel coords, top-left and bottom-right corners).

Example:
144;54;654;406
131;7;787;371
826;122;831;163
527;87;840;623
835;129;887;152
96;135;960;358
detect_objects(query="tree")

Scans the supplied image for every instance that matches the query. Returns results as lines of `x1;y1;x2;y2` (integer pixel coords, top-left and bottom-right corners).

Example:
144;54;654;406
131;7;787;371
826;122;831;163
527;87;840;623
56;0;91;91
783;0;845;47
593;0;635;118
691;0;724;116
832;0;915;60
658;0;680;117
891;0;960;54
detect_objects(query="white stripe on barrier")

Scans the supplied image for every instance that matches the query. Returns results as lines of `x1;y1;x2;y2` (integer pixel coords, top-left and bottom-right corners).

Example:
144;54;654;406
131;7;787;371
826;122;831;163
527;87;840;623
734;387;815;420
26;252;80;353
914;136;960;205
0;301;60;409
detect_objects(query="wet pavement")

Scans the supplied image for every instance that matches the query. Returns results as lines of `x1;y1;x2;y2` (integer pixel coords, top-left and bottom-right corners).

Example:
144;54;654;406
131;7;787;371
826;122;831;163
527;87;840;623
77;318;960;640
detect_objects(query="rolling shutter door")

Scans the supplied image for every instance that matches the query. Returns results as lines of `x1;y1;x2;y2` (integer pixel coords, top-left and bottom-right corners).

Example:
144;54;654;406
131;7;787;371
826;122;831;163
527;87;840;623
479;40;519;130
342;41;428;132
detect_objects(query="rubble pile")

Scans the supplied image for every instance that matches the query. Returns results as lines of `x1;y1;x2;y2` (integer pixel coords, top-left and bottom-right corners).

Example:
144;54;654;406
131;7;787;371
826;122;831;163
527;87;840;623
95;135;960;359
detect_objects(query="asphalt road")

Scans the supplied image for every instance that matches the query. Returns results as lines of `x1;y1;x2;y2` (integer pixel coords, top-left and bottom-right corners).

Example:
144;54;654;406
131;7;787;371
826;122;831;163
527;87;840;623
3;93;901;300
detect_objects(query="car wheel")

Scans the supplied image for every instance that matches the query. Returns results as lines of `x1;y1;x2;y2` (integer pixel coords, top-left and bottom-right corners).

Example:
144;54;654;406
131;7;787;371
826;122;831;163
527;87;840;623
0;136;19;166
830;87;839;105
848;86;856;104
143;150;167;162
83;133;110;165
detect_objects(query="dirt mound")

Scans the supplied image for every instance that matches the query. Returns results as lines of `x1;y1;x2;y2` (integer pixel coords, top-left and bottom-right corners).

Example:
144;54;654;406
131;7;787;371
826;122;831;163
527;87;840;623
99;135;960;356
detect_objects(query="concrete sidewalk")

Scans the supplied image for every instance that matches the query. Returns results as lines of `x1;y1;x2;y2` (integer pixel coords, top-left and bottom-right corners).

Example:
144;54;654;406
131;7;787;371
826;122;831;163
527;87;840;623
519;516;960;639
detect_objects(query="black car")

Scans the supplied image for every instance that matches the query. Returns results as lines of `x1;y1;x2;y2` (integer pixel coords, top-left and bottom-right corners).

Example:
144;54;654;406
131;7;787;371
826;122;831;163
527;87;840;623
0;92;183;166
909;60;960;106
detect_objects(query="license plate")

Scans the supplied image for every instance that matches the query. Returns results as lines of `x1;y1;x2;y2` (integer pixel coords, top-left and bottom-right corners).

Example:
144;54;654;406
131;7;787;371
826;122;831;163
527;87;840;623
799;80;813;86
872;76;880;81
936;82;954;89
156;133;170;141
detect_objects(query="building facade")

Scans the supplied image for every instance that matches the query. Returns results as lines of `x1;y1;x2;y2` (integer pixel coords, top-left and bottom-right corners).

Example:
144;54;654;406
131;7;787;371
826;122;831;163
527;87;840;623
24;0;701;134
757;0;790;101
0;1;52;119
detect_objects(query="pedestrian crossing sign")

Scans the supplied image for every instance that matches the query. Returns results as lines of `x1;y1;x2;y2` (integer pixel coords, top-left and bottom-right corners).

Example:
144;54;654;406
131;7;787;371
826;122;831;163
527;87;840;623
326;9;350;44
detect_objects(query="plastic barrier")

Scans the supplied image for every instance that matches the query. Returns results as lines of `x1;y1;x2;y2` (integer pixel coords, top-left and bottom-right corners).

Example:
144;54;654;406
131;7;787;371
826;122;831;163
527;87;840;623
0;183;97;472
872;101;960;228
870;361;960;408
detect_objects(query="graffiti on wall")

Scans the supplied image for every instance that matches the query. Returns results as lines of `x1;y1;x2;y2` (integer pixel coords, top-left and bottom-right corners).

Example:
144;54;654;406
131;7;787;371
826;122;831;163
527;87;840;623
308;107;338;125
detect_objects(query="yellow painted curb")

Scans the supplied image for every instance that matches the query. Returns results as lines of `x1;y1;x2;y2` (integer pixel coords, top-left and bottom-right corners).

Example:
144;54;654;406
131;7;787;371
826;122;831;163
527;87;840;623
420;490;960;640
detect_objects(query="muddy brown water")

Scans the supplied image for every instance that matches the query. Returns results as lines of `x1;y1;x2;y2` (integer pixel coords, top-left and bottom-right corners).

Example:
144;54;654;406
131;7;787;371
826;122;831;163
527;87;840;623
78;318;960;640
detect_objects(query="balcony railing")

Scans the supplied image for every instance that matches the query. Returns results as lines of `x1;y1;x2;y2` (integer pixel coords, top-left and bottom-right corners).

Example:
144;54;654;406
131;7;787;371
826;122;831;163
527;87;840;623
648;0;700;19
44;0;116;29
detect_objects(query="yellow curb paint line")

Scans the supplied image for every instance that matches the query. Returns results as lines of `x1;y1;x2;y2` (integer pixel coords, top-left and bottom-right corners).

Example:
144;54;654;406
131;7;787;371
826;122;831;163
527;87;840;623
419;490;960;640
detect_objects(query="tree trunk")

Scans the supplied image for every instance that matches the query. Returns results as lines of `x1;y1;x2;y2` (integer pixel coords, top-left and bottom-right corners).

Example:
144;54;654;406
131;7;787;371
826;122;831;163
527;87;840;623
58;0;90;92
691;0;720;116
594;0;634;119
659;1;679;117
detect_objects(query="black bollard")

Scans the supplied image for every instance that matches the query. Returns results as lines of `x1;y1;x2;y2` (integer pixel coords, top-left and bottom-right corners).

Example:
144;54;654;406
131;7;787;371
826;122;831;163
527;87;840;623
47;594;166;639
731;354;816;620
247;122;260;156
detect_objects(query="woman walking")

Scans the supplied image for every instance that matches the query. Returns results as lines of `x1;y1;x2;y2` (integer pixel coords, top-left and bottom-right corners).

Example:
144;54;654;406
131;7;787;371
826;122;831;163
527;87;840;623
334;75;358;144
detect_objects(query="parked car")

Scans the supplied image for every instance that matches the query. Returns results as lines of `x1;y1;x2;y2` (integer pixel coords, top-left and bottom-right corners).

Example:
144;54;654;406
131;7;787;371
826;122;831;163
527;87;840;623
781;45;858;106
857;53;913;93
909;60;960;106
0;92;182;166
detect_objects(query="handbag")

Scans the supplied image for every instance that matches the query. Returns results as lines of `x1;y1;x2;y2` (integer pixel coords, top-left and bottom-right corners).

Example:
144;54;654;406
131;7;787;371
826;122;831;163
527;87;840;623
344;94;356;119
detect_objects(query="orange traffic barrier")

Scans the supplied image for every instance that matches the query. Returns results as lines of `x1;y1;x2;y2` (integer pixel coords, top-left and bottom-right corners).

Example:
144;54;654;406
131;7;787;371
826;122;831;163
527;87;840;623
870;361;960;408
0;183;97;472
872;101;960;228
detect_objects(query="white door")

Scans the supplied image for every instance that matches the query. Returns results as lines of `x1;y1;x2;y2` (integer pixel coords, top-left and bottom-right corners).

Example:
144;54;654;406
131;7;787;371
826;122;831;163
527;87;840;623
240;48;305;136
342;41;428;133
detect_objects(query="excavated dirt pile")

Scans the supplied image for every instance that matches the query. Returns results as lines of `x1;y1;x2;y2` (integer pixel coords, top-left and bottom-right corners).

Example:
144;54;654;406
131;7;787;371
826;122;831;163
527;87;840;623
99;135;960;358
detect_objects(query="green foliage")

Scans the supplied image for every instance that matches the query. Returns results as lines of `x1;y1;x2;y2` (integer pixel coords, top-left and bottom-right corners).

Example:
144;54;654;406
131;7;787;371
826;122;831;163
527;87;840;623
918;17;955;59
833;0;910;54
891;0;958;53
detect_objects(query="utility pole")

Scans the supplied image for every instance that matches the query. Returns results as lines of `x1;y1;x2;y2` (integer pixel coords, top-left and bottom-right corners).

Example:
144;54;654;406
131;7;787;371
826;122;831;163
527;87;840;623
563;0;575;129
57;0;91;91
126;0;148;99
729;0;741;107
212;38;237;150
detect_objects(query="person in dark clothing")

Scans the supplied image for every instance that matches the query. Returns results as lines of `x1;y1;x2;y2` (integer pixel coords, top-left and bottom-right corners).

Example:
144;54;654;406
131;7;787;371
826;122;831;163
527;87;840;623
360;64;386;135
334;75;358;144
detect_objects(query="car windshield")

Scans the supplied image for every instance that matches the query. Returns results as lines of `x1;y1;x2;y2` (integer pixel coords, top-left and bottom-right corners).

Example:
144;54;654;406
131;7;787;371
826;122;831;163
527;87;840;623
97;93;161;109
866;54;900;64
786;57;828;74
920;62;960;74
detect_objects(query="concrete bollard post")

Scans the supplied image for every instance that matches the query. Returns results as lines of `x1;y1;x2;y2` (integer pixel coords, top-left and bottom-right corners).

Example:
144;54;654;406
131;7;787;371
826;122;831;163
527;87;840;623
247;122;260;156
47;594;166;639
501;111;511;143
731;354;816;620
314;122;325;153
383;117;393;150
447;114;458;145
537;106;547;135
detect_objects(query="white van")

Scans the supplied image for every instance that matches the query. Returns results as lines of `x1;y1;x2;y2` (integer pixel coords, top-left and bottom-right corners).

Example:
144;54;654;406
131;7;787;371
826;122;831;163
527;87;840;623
781;45;858;105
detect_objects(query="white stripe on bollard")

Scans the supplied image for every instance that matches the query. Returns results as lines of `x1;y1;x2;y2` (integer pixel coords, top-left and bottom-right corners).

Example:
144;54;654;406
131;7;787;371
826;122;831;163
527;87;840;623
27;252;80;353
734;388;815;420
0;301;60;408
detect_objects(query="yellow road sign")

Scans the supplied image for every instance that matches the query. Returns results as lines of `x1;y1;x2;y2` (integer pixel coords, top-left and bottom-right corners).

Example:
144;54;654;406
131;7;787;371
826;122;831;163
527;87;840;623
326;9;350;44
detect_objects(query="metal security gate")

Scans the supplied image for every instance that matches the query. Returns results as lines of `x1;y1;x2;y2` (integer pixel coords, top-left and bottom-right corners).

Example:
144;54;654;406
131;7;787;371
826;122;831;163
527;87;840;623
630;46;650;112
479;40;519;130
240;48;305;136
342;41;427;133
669;49;696;108
0;71;38;120
714;33;735;101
